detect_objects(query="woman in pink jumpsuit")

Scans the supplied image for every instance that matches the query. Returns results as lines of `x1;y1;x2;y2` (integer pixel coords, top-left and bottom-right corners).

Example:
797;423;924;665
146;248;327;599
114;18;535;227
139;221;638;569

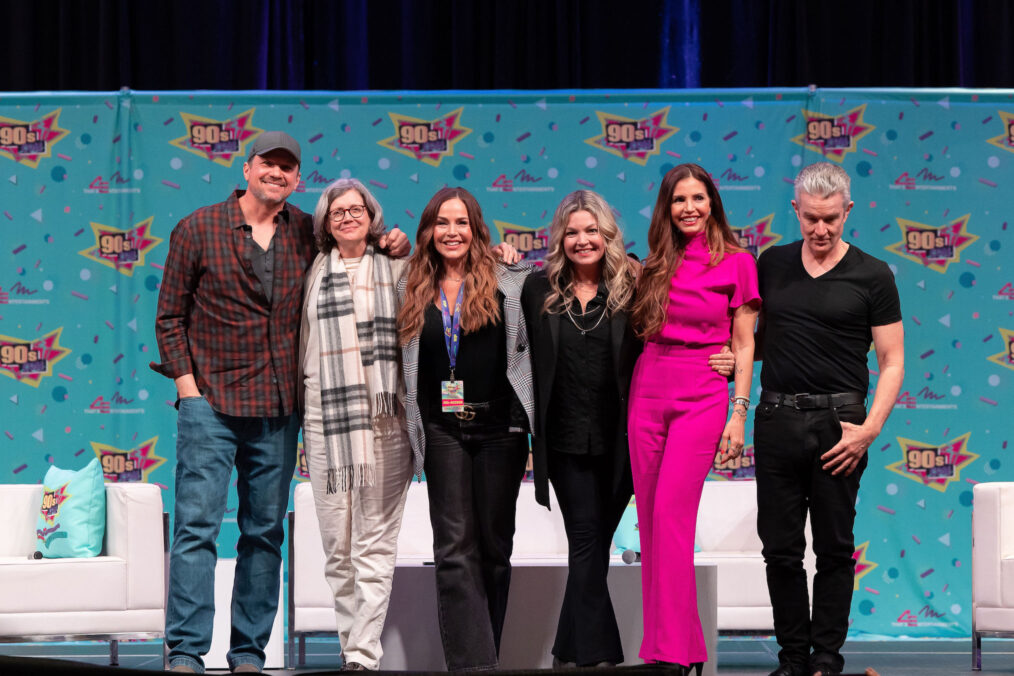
628;164;760;674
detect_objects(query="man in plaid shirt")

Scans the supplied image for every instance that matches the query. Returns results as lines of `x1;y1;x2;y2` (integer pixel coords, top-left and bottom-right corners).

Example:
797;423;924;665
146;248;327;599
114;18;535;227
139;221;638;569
152;132;408;673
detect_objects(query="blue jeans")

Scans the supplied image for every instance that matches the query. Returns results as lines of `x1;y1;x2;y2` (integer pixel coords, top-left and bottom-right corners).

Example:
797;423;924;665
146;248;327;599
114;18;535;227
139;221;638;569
165;396;298;673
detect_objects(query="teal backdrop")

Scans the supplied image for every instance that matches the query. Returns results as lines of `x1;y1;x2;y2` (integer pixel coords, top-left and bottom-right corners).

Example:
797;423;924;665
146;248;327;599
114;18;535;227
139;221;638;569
1;88;1012;639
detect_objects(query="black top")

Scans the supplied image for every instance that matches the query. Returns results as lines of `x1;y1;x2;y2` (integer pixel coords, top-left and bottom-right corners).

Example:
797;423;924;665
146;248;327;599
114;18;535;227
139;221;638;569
757;240;902;395
241;219;280;305
419;292;510;415
521;270;641;508
546;285;617;455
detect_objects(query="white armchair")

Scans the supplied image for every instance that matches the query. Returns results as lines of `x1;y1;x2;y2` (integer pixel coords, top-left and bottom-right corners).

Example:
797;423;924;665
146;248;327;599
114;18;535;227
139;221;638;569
972;481;1014;670
0;482;167;666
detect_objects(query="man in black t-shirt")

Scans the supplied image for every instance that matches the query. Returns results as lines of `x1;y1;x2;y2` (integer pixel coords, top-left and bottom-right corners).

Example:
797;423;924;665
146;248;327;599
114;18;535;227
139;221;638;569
754;163;904;676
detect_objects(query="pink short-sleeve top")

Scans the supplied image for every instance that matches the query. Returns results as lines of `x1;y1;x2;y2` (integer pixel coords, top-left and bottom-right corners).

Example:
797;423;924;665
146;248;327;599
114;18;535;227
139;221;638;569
650;232;761;348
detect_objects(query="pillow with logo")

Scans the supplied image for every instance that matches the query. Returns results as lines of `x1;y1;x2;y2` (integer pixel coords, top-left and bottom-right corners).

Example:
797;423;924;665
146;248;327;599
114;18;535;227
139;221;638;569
35;457;106;558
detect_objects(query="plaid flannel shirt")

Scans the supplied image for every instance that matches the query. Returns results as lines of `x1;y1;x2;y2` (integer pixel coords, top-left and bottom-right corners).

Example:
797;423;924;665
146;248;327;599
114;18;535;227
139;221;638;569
151;190;316;418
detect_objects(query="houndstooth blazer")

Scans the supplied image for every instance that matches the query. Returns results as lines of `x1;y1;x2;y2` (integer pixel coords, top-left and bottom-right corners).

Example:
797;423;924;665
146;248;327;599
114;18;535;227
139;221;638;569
399;262;535;478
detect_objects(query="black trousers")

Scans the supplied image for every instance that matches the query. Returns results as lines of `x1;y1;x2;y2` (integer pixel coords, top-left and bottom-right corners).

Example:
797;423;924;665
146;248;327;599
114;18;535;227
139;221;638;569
754;400;867;674
423;418;529;671
546;449;631;665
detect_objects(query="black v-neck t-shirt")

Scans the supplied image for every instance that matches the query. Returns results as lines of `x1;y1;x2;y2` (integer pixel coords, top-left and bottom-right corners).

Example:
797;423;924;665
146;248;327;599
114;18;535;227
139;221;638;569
757;240;901;395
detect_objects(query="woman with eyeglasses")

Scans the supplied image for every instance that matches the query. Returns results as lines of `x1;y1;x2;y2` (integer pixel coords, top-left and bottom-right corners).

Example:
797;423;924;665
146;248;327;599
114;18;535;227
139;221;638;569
397;186;534;671
299;178;412;671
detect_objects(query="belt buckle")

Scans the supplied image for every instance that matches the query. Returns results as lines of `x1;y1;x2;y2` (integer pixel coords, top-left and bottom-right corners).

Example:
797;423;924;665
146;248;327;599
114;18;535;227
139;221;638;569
454;405;476;421
793;392;813;409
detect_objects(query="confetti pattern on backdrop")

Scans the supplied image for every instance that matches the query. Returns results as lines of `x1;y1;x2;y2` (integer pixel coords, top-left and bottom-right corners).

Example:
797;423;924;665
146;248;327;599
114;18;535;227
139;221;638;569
1;89;1012;638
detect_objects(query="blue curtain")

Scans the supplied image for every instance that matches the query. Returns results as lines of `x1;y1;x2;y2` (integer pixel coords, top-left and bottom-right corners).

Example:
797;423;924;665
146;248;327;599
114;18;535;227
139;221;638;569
0;0;1008;91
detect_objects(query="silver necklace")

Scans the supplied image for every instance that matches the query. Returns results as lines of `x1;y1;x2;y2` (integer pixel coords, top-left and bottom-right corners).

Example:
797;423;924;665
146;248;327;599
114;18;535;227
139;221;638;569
565;302;606;336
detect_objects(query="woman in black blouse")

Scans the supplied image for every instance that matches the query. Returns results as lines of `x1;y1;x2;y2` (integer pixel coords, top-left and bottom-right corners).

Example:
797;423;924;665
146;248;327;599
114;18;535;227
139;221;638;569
523;190;734;668
397;187;534;671
521;190;639;667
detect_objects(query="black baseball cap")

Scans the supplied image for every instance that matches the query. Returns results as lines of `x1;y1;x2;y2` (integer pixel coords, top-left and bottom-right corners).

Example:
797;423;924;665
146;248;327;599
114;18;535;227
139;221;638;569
247;131;301;165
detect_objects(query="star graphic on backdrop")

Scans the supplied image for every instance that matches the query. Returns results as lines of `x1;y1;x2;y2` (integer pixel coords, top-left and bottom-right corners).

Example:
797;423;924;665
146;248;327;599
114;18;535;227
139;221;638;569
379;108;472;167
731;214;781;257
492;220;550;267
92;438;166;482
852;541;878;591
709;445;756;480
886;215;978;273
886;433;978;492
0;327;71;387
78;217;162;277
985;110;1014;154
294;442;310;482
986;327;1014;372
0;109;70;168
170;109;262;167
585;107;678;166
791;104;875;162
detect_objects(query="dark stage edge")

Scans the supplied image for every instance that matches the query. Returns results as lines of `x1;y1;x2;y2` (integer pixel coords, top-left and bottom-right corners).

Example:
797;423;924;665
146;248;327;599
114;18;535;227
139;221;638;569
4;639;1014;675
0;657;684;676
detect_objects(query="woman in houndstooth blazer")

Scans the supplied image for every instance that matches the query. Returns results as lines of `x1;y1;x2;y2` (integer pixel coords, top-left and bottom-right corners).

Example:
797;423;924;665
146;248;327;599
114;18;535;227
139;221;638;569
397;186;534;672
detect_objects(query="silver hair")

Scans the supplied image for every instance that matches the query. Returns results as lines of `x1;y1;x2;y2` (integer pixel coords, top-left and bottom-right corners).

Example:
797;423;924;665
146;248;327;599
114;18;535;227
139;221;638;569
312;178;386;253
794;162;851;205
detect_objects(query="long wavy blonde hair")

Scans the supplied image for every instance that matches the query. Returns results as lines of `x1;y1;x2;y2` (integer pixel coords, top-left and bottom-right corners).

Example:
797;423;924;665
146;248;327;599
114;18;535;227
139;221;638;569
398;187;501;344
542;190;635;316
631;163;745;340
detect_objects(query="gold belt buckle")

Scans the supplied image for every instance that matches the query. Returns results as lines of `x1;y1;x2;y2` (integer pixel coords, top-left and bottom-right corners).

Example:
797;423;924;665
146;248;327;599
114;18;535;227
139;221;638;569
454;404;476;421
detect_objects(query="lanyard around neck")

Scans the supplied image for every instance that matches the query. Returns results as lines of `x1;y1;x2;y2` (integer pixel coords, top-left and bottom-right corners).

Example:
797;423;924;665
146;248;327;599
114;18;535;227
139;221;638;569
439;283;465;378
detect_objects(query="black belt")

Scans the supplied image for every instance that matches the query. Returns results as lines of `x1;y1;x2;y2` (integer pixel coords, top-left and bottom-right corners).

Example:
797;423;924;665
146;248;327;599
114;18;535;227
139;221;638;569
760;390;865;410
435;397;510;423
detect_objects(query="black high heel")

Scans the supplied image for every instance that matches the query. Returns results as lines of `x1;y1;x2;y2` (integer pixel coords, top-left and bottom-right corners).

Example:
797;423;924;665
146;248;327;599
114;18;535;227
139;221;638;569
653;661;701;676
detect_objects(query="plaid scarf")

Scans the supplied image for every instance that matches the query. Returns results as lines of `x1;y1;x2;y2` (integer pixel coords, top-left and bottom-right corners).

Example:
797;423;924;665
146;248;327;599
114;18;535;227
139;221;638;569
316;244;400;493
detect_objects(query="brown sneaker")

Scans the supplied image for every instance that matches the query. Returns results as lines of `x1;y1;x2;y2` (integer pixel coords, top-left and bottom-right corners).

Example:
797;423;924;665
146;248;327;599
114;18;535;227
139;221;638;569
232;664;261;673
168;666;196;673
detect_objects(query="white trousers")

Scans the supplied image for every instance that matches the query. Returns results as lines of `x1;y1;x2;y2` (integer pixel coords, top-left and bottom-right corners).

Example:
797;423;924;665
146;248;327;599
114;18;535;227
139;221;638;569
303;398;413;669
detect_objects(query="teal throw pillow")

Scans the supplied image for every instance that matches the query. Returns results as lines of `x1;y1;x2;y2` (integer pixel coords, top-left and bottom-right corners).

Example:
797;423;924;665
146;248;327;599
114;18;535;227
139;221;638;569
611;495;640;554
35;457;106;558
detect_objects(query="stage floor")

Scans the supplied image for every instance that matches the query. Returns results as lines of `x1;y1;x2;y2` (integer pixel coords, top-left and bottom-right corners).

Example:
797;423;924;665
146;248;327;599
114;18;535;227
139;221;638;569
2;638;1014;674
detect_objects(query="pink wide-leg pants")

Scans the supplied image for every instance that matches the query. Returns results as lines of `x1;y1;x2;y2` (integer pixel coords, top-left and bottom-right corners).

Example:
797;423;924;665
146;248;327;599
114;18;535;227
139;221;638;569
627;343;728;665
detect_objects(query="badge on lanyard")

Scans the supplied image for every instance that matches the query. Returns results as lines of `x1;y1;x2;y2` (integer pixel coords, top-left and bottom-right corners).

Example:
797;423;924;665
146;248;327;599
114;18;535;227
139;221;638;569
441;379;465;412
440;283;466;413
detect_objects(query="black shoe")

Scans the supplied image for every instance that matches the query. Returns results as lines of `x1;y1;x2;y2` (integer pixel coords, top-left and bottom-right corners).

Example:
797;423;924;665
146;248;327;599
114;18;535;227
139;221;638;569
768;665;802;676
654;662;701;676
342;662;368;671
808;665;840;676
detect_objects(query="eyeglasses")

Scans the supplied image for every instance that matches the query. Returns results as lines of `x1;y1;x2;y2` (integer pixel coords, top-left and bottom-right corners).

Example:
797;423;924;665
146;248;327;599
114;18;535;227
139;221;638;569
329;205;366;222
